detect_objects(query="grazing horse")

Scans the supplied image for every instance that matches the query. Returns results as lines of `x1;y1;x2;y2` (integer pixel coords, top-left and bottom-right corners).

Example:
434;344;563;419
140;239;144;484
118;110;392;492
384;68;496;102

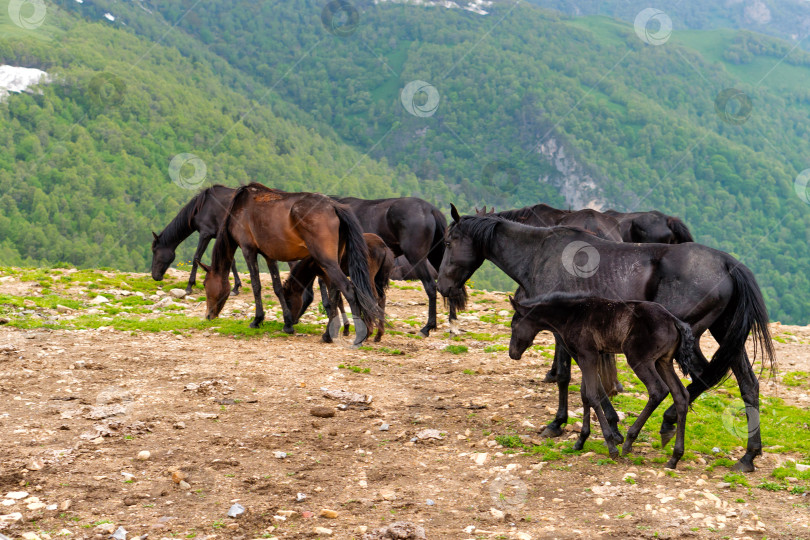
477;205;623;394
603;209;694;244
332;196;451;337
283;233;394;342
151;185;243;294
509;294;695;468
199;183;383;345
437;207;775;472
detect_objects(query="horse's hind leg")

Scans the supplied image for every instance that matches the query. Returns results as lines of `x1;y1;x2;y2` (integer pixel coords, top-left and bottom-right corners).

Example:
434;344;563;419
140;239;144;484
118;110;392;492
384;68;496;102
265;259;294;334
656;357;689;469
230;260;242;296
319;261;368;346
412;258;437;337
661;340;709;448
241;249;264;328
622;360;669;457
374;287;386;342
579;355;620;460
188;235;212;294
729;352;762;472
574;385;591;451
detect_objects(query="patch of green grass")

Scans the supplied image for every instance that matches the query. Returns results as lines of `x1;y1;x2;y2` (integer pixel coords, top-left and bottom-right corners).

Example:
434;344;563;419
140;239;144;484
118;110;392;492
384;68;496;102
758;481;786;492
338;364;371;374
444;344;468;354
723;472;749;488
484;344;508;353
783;371;809;387
462;369;477;375
495;434;522;448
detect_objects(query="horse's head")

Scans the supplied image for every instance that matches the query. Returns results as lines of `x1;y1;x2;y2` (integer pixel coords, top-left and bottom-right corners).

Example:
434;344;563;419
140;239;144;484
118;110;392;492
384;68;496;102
508;296;536;360
437;204;485;311
200;259;230;320
150;232;175;281
281;276;305;325
631;214;674;244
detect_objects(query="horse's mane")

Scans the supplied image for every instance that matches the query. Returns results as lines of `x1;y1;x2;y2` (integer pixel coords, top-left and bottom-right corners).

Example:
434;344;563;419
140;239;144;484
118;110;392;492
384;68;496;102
155;186;220;247
495;204;559;223
667;216;694;243
453;215;505;249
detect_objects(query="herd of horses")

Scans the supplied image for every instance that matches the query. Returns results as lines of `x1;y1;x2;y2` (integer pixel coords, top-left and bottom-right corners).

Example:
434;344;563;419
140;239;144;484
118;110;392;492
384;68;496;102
150;183;775;472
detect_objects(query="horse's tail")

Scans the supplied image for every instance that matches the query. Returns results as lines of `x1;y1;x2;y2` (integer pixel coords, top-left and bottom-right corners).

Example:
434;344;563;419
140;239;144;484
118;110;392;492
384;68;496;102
428;207;447;272
333;204;384;326
667;217;694;243
673;317;695;377
696;263;776;389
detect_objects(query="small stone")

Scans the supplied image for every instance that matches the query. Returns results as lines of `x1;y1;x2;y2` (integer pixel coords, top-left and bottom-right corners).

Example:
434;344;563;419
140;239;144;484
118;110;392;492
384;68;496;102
56;305;73;314
227;503;245;518
171;471;186;484
169;289;187;299
27;502;46;510
310;406;335;418
173;422;186;430
695;479;707;486
426;499;435;506
59;500;72;511
89;295;110;305
380;423;390;431
179;481;191;490
516;533;532;540
717;482;732;488
296;493;307;502
319;509;338;519
380;488;396;501
45;504;57;511
94;523;115;534
796;463;810;472
711;447;721;454
278;510;296;518
595;498;604;506
313;527;333;535
355;526;368;534
474;453;489;466
5;492;28;500
136;450;151;461
21;533;42;540
273;451;287;459
489;507;506;520
0;512;22;523
111;526;128;540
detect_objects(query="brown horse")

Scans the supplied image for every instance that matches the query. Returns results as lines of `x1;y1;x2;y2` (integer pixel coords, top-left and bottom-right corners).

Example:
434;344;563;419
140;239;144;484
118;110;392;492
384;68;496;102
283;233;393;342
199;183;382;345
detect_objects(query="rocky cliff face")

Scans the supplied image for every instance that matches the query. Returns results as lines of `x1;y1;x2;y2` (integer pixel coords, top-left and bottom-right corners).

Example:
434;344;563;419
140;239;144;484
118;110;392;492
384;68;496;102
536;136;604;210
0;65;49;101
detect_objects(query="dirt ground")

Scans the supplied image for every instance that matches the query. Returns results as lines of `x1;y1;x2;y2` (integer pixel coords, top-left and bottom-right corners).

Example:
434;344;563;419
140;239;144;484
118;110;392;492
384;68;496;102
0;270;809;540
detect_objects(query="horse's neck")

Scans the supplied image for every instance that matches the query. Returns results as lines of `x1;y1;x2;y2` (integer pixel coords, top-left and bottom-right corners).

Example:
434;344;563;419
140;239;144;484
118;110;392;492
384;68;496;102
159;209;197;249
484;224;548;289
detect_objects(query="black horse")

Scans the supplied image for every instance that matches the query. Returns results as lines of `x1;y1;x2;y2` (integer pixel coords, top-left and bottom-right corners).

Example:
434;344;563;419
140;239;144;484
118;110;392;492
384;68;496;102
509;293;695;468
151;185;243;294
437;207;775;472
603;209;694;244
331;196;451;337
390;255;437;281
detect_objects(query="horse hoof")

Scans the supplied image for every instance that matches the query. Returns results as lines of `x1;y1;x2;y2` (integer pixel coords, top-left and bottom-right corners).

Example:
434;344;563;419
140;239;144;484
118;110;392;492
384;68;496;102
282;325;294;334
249;321;262;329
417;330;429;338
731;459;755;473
321;333;333;343
614;382;624;393
542;371;558;384
665;459;679;470
660;428;676;449
621;441;634;456
573;440;585;451
608;449;620;461
373;334;382;343
185;287;194;295
230;289;240;296
539;425;564;439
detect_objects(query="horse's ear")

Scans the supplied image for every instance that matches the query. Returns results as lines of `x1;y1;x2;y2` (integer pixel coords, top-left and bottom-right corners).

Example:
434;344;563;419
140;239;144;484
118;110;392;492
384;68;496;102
450;204;461;223
508;295;518;310
152;231;159;241
196;259;211;273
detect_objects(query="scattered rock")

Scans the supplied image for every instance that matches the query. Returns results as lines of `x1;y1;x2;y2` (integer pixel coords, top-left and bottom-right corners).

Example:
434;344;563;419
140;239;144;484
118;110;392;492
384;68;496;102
56;305;73;314
310;407;335;418
227;503;245;518
89;295;110;305
0;512;22;523
273;451;287;459
319;508;339;518
379;488;396;501
111;526;128;540
5;492;28;500
313;527;333;536
380;423;390;431
136;450;151;461
169;289;187;299
362;521;426;540
489;507;506;520
796;463;810;472
95;523;116;534
321;387;373;404
415;429;444;440
426;499;435;506
296;493;307;502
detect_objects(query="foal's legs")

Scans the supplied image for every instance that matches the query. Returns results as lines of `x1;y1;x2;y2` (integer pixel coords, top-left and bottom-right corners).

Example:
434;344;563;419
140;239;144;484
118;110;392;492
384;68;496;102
621;358;670;456
187;235;213;294
579;354;621;459
656;357;689;469
661;339;709;446
313;256;368;346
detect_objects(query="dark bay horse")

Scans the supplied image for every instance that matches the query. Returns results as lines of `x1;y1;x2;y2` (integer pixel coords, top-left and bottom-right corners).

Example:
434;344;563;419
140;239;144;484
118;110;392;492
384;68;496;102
199;184;383;345
509;294;695;468
603;209;694;244
437;208;775;472
283;233;393;342
332;196;450;337
151;185;243;294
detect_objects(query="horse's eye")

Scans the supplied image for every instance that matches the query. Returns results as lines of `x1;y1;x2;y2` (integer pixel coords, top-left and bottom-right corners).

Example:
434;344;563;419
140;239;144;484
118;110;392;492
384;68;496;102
445;241;450;247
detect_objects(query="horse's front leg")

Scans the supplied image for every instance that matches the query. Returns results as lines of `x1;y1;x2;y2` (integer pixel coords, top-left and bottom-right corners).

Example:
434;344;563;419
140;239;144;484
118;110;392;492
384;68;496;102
230;259;242;296
242;250;264;328
187;236;212;294
540;340;571;438
542;332;562;383
266;259;294;334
